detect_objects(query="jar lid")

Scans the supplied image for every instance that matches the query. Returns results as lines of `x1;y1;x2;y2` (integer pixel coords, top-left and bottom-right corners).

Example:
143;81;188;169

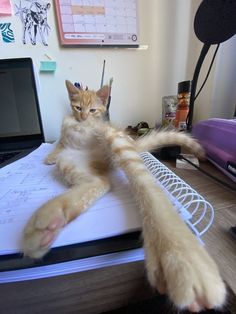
178;80;191;94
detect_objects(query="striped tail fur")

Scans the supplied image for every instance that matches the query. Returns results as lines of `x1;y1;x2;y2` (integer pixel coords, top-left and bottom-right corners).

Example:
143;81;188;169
134;130;205;159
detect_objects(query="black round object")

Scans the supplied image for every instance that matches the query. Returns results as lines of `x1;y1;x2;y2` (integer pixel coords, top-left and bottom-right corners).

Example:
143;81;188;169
194;0;236;44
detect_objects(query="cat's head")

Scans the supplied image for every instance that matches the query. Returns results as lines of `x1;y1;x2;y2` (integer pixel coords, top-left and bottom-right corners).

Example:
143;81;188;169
65;80;110;122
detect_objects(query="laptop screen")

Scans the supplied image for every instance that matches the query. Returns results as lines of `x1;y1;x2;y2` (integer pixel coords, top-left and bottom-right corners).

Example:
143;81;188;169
0;58;44;152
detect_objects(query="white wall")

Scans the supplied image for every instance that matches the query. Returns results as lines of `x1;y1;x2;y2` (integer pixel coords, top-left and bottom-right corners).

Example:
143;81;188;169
192;36;236;122
1;0;234;142
210;37;236;119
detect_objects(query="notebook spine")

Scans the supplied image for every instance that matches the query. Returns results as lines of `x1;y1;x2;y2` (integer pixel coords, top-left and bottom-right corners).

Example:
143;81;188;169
140;152;214;241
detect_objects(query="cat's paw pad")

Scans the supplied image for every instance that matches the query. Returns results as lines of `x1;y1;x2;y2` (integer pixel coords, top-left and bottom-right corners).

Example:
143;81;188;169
146;248;226;312
44;153;57;165
164;253;226;312
23;203;67;258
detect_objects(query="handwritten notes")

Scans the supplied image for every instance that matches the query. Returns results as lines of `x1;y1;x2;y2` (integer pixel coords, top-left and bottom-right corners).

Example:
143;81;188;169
0;144;141;255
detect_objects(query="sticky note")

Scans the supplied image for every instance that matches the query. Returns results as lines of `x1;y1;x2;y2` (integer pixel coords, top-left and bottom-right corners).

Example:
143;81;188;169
40;61;57;72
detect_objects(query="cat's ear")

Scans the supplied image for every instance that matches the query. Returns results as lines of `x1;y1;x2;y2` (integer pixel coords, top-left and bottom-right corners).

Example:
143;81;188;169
65;80;80;101
96;85;110;106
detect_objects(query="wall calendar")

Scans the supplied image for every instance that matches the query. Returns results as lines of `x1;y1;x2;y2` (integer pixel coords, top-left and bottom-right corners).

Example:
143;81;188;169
55;0;139;47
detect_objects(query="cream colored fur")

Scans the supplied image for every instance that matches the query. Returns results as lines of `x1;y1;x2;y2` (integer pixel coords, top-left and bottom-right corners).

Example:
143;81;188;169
23;80;226;312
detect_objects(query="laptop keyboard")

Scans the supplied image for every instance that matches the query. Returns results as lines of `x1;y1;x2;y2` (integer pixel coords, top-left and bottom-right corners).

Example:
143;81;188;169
0;151;20;164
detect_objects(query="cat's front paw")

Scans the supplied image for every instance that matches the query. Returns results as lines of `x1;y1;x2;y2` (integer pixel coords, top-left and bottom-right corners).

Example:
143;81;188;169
145;239;226;312
23;200;67;258
44;153;57;165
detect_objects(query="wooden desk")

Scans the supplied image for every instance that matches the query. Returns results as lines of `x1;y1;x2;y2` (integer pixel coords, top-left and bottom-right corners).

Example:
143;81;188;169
0;161;235;314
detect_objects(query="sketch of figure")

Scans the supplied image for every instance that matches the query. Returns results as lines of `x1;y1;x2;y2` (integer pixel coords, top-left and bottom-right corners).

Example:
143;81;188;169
15;0;51;46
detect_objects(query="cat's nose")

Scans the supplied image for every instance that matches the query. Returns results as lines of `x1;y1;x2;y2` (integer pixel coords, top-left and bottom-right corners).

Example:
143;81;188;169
81;113;88;120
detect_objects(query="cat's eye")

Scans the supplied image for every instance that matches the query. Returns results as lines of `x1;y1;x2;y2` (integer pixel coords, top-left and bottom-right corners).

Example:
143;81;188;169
75;106;82;111
90;108;96;113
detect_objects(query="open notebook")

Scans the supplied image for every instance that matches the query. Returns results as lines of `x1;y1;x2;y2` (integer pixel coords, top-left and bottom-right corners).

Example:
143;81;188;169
0;144;214;275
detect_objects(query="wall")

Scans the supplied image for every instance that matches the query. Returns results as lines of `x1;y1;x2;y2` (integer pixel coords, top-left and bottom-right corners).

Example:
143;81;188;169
209;37;236;119
1;1;234;142
192;36;236;123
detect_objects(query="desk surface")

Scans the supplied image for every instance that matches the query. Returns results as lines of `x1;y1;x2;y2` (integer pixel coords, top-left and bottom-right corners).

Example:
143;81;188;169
0;160;235;314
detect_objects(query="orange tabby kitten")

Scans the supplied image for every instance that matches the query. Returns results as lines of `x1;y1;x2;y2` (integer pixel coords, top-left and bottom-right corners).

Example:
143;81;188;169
23;80;226;313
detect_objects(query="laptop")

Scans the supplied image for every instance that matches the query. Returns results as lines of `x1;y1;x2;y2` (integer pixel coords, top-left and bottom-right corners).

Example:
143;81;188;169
0;58;45;168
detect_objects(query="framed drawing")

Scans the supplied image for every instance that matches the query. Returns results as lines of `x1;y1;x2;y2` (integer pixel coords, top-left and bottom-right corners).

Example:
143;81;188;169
54;0;139;47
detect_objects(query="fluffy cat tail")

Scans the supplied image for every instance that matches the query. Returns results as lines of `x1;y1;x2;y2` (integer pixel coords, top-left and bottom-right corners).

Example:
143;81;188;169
134;130;205;159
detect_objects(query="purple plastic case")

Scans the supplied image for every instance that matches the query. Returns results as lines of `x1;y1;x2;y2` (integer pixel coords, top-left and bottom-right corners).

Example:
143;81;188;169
192;118;236;182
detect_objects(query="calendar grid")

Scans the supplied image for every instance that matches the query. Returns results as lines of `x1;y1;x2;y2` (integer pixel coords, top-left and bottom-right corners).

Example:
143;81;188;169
55;0;139;46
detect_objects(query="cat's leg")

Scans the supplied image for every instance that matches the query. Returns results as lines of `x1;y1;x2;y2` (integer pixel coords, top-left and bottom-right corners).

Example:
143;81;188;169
104;129;226;312
23;176;110;258
141;188;226;312
23;151;111;258
44;142;64;165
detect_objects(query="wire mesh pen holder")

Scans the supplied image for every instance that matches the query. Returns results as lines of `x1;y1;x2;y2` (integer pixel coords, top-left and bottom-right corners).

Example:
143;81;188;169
140;152;214;242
